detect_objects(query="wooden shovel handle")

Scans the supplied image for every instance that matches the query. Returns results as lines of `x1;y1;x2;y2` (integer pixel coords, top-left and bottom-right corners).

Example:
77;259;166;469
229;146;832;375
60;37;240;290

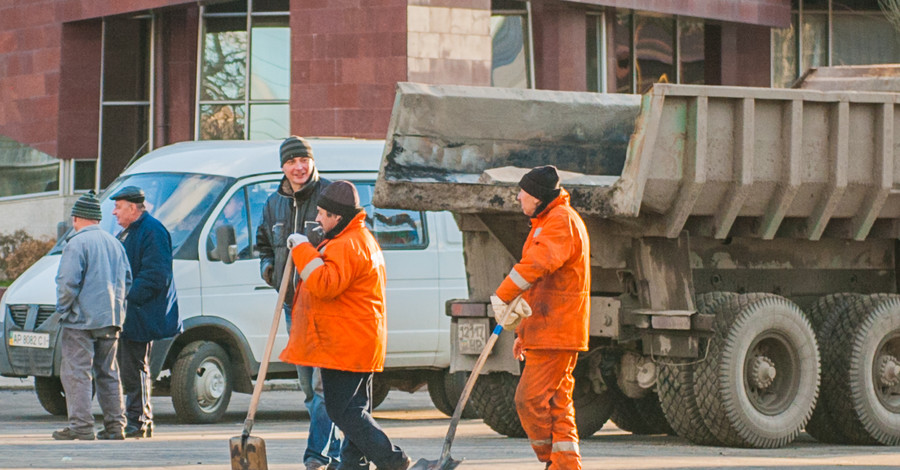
242;257;294;438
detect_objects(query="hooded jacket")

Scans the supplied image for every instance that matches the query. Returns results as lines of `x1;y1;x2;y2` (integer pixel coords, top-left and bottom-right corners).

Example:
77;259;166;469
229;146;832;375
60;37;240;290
494;189;590;351
256;171;331;305
280;211;387;372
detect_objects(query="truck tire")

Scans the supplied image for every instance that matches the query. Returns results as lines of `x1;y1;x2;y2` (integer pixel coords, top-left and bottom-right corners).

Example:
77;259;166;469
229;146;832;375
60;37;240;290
372;375;390;409
470;372;526;438
171;341;233;424
428;370;479;419
34;376;67;416
823;294;900;445
610;393;673;435
803;293;860;444
657;291;735;446
572;381;613;438
694;293;820;448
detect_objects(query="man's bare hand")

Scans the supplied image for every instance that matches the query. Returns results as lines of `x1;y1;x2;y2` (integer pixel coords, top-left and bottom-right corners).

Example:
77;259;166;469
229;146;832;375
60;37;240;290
263;265;274;285
513;337;524;361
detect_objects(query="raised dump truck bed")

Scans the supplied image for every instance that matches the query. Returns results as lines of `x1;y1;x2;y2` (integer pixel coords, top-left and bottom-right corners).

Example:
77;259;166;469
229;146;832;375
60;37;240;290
375;80;900;449
377;82;900;242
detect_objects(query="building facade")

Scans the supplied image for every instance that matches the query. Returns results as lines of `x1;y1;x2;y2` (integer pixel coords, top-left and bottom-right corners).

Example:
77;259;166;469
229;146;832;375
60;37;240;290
0;0;897;237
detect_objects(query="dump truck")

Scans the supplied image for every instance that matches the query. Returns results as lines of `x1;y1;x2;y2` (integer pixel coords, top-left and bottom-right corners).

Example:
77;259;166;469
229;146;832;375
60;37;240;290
373;78;900;448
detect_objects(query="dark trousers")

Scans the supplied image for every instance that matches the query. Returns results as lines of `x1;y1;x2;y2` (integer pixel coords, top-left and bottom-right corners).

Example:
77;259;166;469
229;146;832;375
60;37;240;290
320;369;407;470
117;338;153;428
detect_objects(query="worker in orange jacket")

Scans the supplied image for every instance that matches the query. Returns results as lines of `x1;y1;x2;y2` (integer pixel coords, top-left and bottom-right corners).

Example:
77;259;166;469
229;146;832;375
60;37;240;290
280;181;411;470
492;166;590;470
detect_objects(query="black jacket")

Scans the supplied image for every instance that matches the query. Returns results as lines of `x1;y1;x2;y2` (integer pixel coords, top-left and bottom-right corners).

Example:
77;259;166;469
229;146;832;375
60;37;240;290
256;171;330;305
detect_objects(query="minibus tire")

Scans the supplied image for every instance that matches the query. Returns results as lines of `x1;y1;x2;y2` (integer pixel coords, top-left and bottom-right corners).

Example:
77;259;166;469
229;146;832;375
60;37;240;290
171;341;233;424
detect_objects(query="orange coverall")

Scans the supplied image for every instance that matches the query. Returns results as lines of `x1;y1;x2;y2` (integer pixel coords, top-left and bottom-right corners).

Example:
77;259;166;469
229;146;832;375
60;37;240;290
495;189;590;470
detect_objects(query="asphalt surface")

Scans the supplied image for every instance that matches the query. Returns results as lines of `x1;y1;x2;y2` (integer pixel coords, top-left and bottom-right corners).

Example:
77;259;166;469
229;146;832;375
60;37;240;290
1;377;899;469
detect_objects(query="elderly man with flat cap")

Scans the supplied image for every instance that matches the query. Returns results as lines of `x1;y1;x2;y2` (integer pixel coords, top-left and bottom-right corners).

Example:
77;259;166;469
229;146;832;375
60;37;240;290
491;165;590;470
52;191;131;440
257;136;341;469
111;185;182;438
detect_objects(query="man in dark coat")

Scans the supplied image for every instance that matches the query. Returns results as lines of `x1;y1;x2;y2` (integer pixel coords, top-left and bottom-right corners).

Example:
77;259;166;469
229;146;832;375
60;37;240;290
112;185;182;438
257;136;341;469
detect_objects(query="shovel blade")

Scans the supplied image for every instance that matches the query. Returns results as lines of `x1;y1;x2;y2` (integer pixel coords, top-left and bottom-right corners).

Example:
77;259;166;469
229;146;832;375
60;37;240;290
229;435;268;470
408;457;462;470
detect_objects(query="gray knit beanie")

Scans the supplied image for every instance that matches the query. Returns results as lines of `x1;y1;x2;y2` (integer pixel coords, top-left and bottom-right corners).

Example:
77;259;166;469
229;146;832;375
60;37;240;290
280;136;314;166
71;191;102;221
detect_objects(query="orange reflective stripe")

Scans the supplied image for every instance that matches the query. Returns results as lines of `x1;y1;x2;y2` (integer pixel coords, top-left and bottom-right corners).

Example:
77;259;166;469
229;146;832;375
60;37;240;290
509;268;532;290
299;258;324;280
551;441;580;454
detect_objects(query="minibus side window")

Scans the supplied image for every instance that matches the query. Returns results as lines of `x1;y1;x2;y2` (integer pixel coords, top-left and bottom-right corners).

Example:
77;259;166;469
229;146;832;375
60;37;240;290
207;189;252;261
355;182;428;250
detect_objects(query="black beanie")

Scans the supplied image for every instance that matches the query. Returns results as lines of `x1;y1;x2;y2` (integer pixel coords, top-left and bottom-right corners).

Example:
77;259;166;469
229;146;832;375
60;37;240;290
318;181;362;219
280;136;313;166
518;165;561;203
71;191;102;221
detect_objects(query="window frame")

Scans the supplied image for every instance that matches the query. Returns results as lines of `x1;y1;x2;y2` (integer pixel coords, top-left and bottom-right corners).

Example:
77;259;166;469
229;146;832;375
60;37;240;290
194;1;290;141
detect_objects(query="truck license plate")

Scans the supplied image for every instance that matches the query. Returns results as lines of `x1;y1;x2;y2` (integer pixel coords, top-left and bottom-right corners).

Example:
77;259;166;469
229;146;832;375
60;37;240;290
9;331;50;349
457;318;489;354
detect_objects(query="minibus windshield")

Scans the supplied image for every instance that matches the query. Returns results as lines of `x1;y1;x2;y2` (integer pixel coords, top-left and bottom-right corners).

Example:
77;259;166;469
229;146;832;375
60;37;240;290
51;173;230;256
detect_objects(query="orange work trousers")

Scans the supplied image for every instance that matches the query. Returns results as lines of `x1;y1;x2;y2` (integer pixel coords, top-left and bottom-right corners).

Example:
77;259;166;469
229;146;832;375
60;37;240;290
514;349;581;470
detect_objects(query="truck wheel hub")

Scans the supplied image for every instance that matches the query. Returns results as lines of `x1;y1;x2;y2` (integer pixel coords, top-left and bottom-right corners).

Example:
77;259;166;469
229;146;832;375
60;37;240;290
750;355;777;389
878;354;900;387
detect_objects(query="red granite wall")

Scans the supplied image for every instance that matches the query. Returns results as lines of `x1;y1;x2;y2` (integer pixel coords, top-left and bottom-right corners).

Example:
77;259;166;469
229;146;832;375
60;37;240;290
290;1;410;139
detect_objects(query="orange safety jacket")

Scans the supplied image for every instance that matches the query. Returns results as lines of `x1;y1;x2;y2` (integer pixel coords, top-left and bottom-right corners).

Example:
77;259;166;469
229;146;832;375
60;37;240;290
495;190;590;351
280;211;388;372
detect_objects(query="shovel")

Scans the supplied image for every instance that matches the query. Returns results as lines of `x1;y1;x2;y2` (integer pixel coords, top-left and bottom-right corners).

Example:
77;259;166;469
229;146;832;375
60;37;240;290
229;258;295;470
410;296;523;470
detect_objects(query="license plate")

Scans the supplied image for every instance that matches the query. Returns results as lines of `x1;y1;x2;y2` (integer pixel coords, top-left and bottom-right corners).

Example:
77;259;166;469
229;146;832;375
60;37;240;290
457;318;489;354
9;331;50;349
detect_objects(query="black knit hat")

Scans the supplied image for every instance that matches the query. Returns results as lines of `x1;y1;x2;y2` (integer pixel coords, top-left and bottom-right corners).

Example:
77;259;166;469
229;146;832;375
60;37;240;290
110;185;145;204
519;165;561;202
71;191;102;221
318;181;362;219
280;136;314;166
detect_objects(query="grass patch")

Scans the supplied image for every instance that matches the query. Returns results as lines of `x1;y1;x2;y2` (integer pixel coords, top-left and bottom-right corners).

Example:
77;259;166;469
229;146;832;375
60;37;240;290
0;279;13;287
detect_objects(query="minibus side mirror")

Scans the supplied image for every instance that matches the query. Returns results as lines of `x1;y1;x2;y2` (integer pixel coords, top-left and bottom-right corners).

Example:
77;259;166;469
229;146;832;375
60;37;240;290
215;225;238;264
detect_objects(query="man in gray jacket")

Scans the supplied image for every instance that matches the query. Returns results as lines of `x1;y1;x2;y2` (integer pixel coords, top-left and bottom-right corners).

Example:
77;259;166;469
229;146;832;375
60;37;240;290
52;191;131;440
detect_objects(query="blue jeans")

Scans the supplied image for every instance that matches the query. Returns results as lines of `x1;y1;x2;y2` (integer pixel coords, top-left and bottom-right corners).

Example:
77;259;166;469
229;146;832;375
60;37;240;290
285;304;342;465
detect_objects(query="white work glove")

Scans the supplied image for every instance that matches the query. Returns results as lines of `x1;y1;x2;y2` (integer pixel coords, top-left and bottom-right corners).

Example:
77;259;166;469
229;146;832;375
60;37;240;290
490;295;532;330
286;233;308;249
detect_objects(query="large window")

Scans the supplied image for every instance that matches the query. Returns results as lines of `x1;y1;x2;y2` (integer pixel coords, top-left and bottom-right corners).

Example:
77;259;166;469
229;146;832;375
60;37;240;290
198;0;290;140
491;0;534;89
772;0;900;87
99;15;152;188
589;11;704;93
0;136;59;199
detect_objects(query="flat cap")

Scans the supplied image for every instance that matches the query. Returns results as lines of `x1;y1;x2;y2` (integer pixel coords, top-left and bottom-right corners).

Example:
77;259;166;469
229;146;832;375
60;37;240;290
110;185;145;204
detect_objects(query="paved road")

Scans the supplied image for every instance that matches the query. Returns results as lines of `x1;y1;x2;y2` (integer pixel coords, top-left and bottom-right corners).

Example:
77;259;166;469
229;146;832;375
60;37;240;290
1;383;898;469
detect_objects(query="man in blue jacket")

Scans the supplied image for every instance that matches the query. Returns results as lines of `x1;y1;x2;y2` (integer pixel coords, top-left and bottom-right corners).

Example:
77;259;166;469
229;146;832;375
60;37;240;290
112;186;182;438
